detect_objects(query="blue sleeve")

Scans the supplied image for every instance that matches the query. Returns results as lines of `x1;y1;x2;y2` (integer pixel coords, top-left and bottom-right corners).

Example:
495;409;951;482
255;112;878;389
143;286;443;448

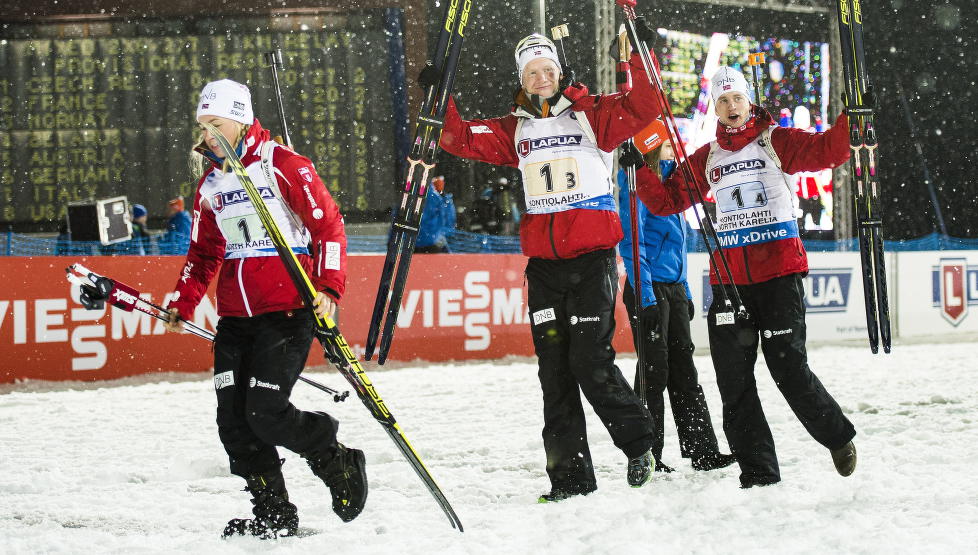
176;212;192;235
617;170;656;307
444;194;457;232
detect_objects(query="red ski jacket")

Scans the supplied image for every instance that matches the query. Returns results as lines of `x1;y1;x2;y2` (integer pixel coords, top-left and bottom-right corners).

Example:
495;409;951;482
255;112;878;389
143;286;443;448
168;120;347;318
638;108;850;285
440;53;661;260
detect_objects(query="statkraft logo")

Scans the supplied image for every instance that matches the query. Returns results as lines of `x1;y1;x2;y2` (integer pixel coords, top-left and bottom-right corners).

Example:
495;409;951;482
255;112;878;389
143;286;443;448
710;159;765;183
931;258;977;326
518;134;582;158
700;267;851;314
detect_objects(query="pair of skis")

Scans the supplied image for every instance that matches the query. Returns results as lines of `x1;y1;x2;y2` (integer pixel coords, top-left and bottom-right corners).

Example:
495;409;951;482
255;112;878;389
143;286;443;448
365;0;472;365
836;0;891;354
197;121;463;531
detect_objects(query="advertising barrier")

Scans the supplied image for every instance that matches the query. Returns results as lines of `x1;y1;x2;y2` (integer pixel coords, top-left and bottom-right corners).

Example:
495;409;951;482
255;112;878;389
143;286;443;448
0;255;634;383
2;251;974;384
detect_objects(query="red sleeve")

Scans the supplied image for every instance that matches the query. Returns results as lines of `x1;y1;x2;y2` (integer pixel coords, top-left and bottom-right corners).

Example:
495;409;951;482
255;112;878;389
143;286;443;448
168;174;225;317
274;149;347;302
579;52;663;152
771;112;851;174
440;97;520;167
637;143;711;216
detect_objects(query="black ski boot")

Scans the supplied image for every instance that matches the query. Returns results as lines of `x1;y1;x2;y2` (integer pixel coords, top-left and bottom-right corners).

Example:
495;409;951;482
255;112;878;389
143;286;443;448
831;441;857;477
627;449;654;487
537;484;597;503
654;460;675;473
223;468;299;540
692;453;737;471
307;443;367;522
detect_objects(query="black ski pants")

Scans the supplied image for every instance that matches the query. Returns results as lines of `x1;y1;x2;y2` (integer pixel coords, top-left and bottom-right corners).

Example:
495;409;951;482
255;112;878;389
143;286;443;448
707;273;855;485
623;281;722;462
526;248;655;493
213;310;338;478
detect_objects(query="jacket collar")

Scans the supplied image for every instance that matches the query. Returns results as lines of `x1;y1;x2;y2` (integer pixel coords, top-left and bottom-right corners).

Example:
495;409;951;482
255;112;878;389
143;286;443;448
511;82;589;119
714;107;775;150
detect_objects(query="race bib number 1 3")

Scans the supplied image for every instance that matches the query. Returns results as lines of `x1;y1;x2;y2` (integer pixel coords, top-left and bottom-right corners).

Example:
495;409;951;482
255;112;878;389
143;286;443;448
525;158;580;196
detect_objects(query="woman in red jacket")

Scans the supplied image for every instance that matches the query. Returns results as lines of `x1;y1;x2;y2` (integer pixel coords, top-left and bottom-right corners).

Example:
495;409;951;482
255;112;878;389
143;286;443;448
163;79;365;537
637;66;857;488
441;26;661;501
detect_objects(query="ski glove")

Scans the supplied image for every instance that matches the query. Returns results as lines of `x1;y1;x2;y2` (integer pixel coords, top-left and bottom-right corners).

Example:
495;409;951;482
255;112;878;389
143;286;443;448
633;16;658;45
619;142;645;169
687;299;695;321
639;304;661;343
417;62;442;89
608;16;659;60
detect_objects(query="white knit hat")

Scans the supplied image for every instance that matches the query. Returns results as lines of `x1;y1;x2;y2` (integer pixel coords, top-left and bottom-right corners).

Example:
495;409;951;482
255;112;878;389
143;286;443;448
196;79;254;125
514;34;562;82
710;66;751;104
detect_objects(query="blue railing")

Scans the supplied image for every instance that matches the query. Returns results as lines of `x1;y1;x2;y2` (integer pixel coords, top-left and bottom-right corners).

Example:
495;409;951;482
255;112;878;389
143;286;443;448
1;229;522;256
3;229;977;257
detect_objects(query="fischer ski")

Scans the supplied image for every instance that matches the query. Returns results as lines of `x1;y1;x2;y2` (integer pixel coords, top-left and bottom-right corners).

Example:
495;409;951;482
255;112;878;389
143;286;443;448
366;0;472;365
836;0;891;354
199;121;463;531
64;263;349;402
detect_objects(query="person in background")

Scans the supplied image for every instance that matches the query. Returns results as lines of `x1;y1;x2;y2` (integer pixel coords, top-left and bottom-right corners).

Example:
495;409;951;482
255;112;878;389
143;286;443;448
414;175;457;253
618;119;736;474
129;203;152;255
166;197;192;238
55;220;72;256
163;78;365;539
637;66;857;489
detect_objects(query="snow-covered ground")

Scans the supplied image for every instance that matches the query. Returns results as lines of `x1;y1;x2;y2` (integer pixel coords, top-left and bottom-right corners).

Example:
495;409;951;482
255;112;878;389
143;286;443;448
2;341;977;554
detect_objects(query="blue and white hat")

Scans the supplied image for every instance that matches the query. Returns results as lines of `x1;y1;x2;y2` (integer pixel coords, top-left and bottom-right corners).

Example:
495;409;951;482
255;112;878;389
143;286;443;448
196;79;254;125
710;66;751;104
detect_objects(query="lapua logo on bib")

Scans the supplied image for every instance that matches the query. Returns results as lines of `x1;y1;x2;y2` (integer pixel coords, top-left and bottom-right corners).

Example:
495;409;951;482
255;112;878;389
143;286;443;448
211;187;275;213
710;159;766;183
517;134;582;158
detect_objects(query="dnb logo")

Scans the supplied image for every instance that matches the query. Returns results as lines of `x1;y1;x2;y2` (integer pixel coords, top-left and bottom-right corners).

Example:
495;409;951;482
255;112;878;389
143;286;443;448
931;258;976;326
700;267;851;315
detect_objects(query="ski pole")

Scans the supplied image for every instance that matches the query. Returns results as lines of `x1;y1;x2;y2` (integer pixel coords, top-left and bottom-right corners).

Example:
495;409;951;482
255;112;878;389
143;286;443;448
617;0;748;321
747;50;766;108
264;47;293;149
617;28;646;405
65;264;349;403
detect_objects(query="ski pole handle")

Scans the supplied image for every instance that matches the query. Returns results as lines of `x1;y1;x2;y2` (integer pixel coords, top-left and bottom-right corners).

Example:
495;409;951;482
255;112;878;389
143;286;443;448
616;26;632;93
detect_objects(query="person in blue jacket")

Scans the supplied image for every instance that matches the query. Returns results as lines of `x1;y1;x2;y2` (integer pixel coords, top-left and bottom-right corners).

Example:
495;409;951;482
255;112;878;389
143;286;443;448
160;196;192;253
415;176;457;253
618;119;735;473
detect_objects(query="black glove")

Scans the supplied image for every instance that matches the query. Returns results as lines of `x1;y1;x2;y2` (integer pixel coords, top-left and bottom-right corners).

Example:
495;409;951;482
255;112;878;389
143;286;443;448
687;298;695;321
608;17;658;61
639;304;661;342
619;142;645;169
417;61;442;89
633;16;658;46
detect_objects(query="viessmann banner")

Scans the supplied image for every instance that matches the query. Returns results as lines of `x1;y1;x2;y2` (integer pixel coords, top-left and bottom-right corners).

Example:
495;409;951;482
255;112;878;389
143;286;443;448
0;255;636;383
3;251;975;383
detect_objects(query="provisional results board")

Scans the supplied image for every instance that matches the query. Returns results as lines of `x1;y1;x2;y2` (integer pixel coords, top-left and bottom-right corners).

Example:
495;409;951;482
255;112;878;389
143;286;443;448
0;11;404;227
